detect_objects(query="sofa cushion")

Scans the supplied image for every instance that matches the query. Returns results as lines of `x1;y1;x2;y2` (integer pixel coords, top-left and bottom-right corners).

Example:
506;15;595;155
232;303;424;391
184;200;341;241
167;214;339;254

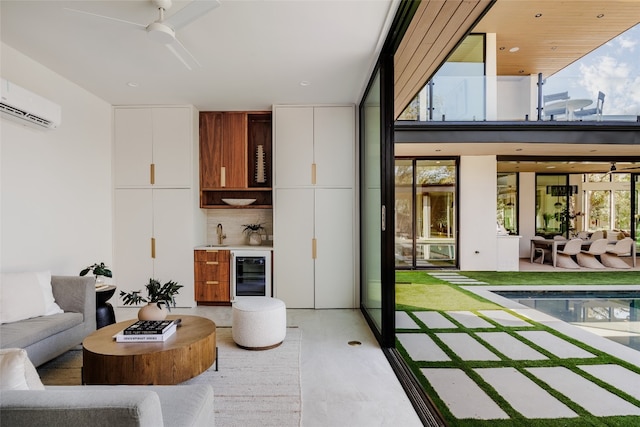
0;312;83;350
0;348;45;390
0;271;63;324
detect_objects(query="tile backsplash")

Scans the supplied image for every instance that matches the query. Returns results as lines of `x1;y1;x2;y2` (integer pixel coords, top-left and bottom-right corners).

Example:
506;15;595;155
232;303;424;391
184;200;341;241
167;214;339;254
205;209;273;246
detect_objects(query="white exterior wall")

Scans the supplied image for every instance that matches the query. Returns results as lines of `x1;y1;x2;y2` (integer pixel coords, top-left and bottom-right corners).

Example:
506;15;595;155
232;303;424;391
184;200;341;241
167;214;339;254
1;43;113;276
459;155;497;270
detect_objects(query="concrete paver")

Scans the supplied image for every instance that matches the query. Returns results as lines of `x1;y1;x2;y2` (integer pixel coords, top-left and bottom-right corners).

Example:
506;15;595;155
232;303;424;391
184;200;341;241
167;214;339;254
479;310;533;327
436;333;500;361
413;311;457;329
517;330;596;359
527;366;640;416
447;311;495;329
396;311;420;329
476;332;548;360
578;364;640;401
475;367;578;419
396;333;450;362
421;368;509;419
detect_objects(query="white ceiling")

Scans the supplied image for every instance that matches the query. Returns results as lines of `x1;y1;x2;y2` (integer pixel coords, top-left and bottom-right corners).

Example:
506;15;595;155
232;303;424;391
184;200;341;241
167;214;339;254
0;0;397;111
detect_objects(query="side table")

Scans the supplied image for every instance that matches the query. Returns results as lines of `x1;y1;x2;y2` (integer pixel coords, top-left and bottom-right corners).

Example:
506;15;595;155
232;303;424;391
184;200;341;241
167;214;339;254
96;285;116;329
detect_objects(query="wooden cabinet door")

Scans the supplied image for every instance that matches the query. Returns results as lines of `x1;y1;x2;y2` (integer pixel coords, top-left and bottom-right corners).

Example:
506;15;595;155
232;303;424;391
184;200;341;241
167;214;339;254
273;107;314;187
194;250;230;302
199;112;247;189
273;188;315;308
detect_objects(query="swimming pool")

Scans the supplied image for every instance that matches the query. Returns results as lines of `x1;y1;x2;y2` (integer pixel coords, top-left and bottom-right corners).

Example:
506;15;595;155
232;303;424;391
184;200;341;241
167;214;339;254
495;290;640;351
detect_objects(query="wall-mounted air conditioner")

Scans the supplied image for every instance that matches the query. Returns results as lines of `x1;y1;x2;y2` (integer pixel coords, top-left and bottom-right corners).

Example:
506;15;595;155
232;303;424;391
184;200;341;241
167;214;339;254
0;78;61;130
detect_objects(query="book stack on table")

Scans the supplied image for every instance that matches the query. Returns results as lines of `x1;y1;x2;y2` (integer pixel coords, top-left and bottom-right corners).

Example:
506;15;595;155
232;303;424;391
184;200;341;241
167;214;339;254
114;319;180;342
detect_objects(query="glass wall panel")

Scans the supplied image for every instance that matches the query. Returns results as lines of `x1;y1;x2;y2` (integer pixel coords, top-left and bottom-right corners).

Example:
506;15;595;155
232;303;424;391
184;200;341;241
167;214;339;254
535;174;572;238
614;190;631;231
395;160;414;267
498;173;518;234
587;190;610;231
361;71;382;332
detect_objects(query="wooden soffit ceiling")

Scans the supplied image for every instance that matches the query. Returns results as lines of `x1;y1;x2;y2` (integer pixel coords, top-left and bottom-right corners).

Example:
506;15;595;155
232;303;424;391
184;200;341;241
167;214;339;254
394;0;640;120
394;0;492;119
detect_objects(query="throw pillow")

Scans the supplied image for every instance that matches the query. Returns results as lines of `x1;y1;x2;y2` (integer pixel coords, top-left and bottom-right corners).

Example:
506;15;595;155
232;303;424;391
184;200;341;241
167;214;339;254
0;348;45;390
0;271;63;324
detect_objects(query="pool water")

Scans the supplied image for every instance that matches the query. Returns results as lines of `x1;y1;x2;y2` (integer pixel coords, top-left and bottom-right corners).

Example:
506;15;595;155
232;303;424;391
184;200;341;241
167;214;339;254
495;290;640;351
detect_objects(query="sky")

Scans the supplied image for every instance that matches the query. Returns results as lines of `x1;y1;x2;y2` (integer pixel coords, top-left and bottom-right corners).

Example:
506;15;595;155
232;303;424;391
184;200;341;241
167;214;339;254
545;23;640;116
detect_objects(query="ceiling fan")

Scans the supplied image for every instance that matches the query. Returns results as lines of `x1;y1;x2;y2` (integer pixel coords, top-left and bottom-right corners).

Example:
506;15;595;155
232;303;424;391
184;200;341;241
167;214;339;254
66;0;220;70
605;161;640;174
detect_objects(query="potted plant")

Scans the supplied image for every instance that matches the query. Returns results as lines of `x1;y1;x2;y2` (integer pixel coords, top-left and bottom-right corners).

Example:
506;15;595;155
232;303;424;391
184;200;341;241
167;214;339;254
79;262;112;284
119;279;183;320
242;223;265;246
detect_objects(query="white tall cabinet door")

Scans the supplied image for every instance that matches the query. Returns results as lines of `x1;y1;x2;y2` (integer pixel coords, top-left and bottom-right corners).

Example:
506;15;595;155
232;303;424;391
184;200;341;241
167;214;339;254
114;108;152;187
114;107;192;188
114;189;196;307
314;188;355;308
273;104;356;308
152;189;195;305
273;107;314;187
273;188;315;308
313;106;355;188
114;189;154;301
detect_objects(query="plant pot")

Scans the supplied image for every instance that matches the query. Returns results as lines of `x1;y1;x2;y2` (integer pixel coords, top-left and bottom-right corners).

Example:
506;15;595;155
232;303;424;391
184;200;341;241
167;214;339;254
247;231;262;246
137;303;168;321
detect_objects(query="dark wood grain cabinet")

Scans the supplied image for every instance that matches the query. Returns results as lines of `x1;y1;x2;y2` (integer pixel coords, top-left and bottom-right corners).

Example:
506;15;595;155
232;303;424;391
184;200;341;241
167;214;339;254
194;249;230;303
199;111;272;208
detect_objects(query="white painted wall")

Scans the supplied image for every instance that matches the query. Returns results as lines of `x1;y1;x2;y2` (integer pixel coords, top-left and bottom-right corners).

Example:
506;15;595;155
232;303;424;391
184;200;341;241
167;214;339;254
1;43;113;277
459;155;497;270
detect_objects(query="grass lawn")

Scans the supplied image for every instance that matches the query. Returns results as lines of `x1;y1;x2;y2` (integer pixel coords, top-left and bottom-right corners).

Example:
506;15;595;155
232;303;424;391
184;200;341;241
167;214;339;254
395;270;640;427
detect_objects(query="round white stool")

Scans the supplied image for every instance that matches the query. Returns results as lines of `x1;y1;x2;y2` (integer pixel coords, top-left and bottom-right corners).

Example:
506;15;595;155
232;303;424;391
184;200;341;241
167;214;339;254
232;297;286;350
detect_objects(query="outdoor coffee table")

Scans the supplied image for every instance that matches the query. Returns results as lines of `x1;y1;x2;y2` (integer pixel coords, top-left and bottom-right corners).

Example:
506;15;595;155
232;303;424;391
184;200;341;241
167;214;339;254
82;314;216;385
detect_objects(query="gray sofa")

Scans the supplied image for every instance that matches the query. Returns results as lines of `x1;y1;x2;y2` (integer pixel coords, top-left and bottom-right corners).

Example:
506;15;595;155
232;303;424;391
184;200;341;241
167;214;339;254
0;275;96;367
1;384;214;426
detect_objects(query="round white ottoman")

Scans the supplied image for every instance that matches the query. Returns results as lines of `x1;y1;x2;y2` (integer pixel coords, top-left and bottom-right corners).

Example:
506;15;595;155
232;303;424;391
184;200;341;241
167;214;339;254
232;297;286;350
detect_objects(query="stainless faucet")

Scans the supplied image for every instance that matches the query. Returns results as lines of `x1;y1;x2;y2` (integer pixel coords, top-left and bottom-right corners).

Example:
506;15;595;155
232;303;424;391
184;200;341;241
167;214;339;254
216;223;226;245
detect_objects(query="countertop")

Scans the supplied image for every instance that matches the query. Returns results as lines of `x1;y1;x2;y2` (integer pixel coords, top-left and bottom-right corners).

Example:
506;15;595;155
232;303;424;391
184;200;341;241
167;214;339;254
194;244;273;251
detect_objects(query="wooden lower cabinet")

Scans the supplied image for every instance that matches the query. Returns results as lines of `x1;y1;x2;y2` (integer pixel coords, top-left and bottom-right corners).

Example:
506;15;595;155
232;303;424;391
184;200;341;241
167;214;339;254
194;249;230;303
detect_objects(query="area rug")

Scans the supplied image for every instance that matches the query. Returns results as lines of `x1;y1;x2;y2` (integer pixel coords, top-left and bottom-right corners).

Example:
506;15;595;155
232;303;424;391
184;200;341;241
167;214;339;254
37;327;302;427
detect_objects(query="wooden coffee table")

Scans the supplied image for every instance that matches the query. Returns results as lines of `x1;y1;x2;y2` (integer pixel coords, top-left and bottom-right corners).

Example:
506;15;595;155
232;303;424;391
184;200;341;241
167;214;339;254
82;314;216;385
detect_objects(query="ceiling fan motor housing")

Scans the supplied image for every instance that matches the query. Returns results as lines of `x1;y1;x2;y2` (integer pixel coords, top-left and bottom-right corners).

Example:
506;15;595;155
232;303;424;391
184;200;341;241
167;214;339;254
147;22;176;44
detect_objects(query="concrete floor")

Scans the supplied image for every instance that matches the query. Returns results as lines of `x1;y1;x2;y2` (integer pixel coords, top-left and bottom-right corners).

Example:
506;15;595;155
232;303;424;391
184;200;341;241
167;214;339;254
114;305;423;427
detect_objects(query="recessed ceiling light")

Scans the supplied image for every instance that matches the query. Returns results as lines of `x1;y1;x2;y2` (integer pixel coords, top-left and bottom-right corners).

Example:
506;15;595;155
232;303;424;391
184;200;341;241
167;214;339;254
550;46;558;51
499;46;506;50
590;149;598;152
518;70;525;74
127;82;139;88
597;14;604;18
509;47;520;53
546;165;556;169
535;13;542;18
515;148;523;152
299;81;311;87
435;149;441;152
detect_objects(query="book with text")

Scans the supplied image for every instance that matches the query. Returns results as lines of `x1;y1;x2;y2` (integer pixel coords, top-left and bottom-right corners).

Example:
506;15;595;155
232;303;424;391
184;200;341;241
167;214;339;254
123;319;175;335
114;324;177;342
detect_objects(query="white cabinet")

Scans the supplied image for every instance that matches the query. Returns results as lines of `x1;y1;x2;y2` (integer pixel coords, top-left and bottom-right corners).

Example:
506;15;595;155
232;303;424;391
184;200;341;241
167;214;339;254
274;106;354;188
114;107;192;188
273;105;355;309
113;106;204;307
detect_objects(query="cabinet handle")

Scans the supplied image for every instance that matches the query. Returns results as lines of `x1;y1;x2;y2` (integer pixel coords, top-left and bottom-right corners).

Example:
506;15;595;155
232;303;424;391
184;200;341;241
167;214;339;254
312;238;317;259
221;166;226;187
151;237;156;259
206;261;219;265
206;281;219;285
150;163;155;185
311;163;317;185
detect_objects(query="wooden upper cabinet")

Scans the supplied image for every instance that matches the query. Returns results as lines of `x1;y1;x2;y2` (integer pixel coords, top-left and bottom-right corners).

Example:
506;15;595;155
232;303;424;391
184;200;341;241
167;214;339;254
199;111;272;208
200;112;247;189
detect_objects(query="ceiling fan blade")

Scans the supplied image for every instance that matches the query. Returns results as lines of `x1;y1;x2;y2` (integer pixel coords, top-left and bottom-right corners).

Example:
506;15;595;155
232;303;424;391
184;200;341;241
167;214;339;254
64;8;147;29
166;38;201;71
164;0;221;30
